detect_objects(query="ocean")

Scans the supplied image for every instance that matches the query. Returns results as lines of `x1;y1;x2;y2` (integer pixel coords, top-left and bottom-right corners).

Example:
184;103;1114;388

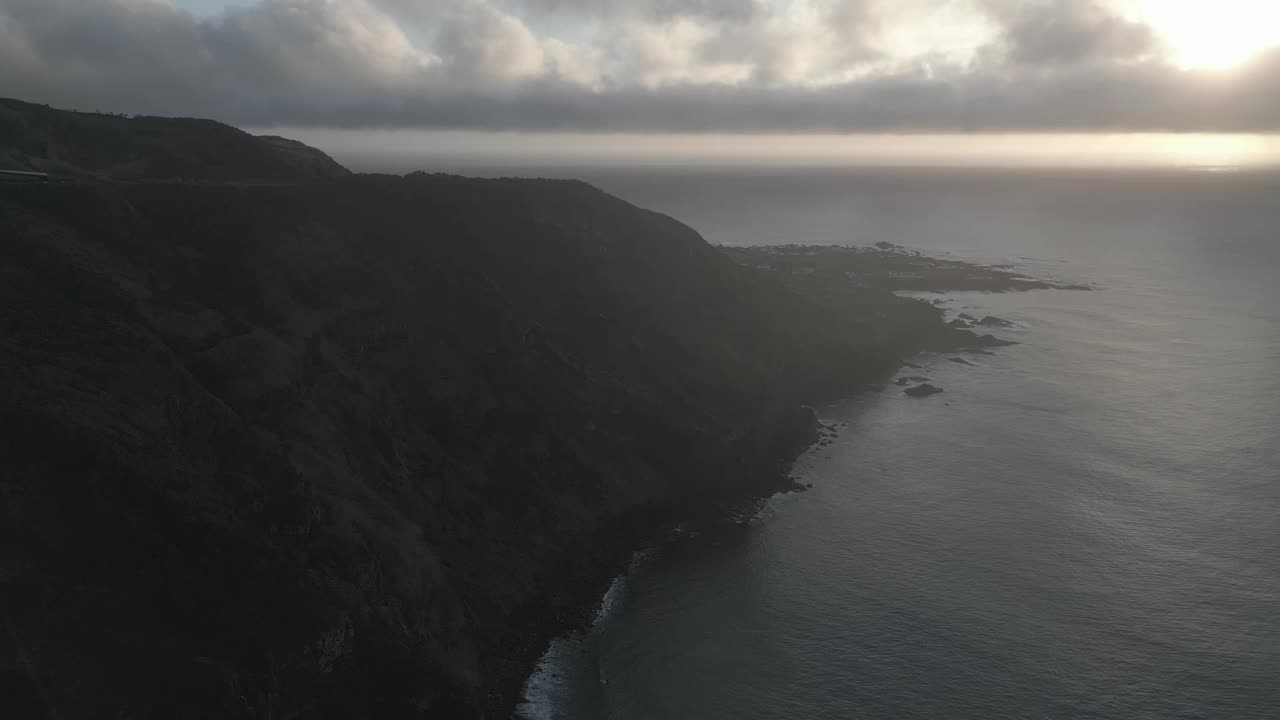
490;165;1280;719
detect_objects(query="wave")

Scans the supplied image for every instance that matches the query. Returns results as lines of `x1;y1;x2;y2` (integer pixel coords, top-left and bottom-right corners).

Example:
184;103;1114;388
516;552;648;719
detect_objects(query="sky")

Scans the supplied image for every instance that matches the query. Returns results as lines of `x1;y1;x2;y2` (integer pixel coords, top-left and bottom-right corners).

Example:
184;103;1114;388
1;0;1279;153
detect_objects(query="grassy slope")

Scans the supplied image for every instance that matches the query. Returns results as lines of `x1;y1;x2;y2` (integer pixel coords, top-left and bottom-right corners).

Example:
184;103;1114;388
0;98;349;181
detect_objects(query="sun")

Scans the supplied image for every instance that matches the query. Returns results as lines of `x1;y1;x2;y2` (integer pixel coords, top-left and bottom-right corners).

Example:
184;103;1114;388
1132;0;1280;69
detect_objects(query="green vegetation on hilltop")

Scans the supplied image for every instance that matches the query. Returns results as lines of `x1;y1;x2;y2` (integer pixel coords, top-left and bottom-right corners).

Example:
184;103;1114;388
0;98;349;181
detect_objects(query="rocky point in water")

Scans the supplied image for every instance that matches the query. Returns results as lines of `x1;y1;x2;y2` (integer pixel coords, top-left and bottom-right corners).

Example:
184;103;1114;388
977;315;1018;328
721;244;1092;294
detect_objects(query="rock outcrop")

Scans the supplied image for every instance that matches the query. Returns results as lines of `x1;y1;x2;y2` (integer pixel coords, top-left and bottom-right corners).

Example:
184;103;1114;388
977;315;1016;328
904;383;945;397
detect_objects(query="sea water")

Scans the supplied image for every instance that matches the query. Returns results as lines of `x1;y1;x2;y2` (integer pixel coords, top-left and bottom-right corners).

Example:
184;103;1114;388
507;166;1280;720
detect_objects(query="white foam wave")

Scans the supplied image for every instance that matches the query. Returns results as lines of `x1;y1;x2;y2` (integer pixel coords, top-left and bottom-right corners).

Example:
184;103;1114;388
514;633;584;720
516;552;646;719
593;573;628;626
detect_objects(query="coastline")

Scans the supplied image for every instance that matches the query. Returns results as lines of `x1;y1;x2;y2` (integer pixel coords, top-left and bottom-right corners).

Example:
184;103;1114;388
488;402;822;717
499;243;1085;718
3;170;1083;719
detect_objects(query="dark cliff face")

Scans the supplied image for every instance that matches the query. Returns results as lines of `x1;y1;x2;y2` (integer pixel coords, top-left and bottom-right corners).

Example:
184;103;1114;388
0;174;942;718
0;98;349;181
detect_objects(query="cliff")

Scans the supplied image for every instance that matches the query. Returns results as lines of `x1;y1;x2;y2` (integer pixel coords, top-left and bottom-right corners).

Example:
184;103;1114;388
0;74;1042;714
0;170;968;718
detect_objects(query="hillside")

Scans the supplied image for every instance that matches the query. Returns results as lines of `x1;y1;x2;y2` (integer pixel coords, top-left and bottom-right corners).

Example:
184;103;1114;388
0;170;984;718
0;85;1025;716
0;98;349;181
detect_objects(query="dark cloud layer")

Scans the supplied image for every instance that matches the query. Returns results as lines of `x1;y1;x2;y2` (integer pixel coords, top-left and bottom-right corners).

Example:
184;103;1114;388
0;0;1277;131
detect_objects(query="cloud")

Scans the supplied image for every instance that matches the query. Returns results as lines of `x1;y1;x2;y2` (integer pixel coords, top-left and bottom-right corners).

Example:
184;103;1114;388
510;0;766;23
0;0;1276;131
433;0;548;84
0;0;440;117
978;0;1162;66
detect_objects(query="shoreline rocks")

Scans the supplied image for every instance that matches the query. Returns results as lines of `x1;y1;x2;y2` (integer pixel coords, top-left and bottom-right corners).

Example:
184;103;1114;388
977;315;1016;328
904;383;944;397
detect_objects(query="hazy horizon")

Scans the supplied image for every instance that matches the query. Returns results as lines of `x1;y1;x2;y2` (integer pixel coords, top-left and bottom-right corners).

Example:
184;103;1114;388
252;128;1280;171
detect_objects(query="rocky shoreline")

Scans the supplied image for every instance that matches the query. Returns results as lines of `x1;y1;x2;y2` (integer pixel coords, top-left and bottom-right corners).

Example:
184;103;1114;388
490;403;823;717
503;242;1084;717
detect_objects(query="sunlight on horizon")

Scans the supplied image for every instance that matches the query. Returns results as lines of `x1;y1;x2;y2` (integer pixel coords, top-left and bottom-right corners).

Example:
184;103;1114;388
259;128;1280;171
1132;0;1280;69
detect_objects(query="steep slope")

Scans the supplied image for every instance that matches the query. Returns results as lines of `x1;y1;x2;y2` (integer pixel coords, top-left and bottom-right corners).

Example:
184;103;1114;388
0;98;349;181
0;173;959;718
